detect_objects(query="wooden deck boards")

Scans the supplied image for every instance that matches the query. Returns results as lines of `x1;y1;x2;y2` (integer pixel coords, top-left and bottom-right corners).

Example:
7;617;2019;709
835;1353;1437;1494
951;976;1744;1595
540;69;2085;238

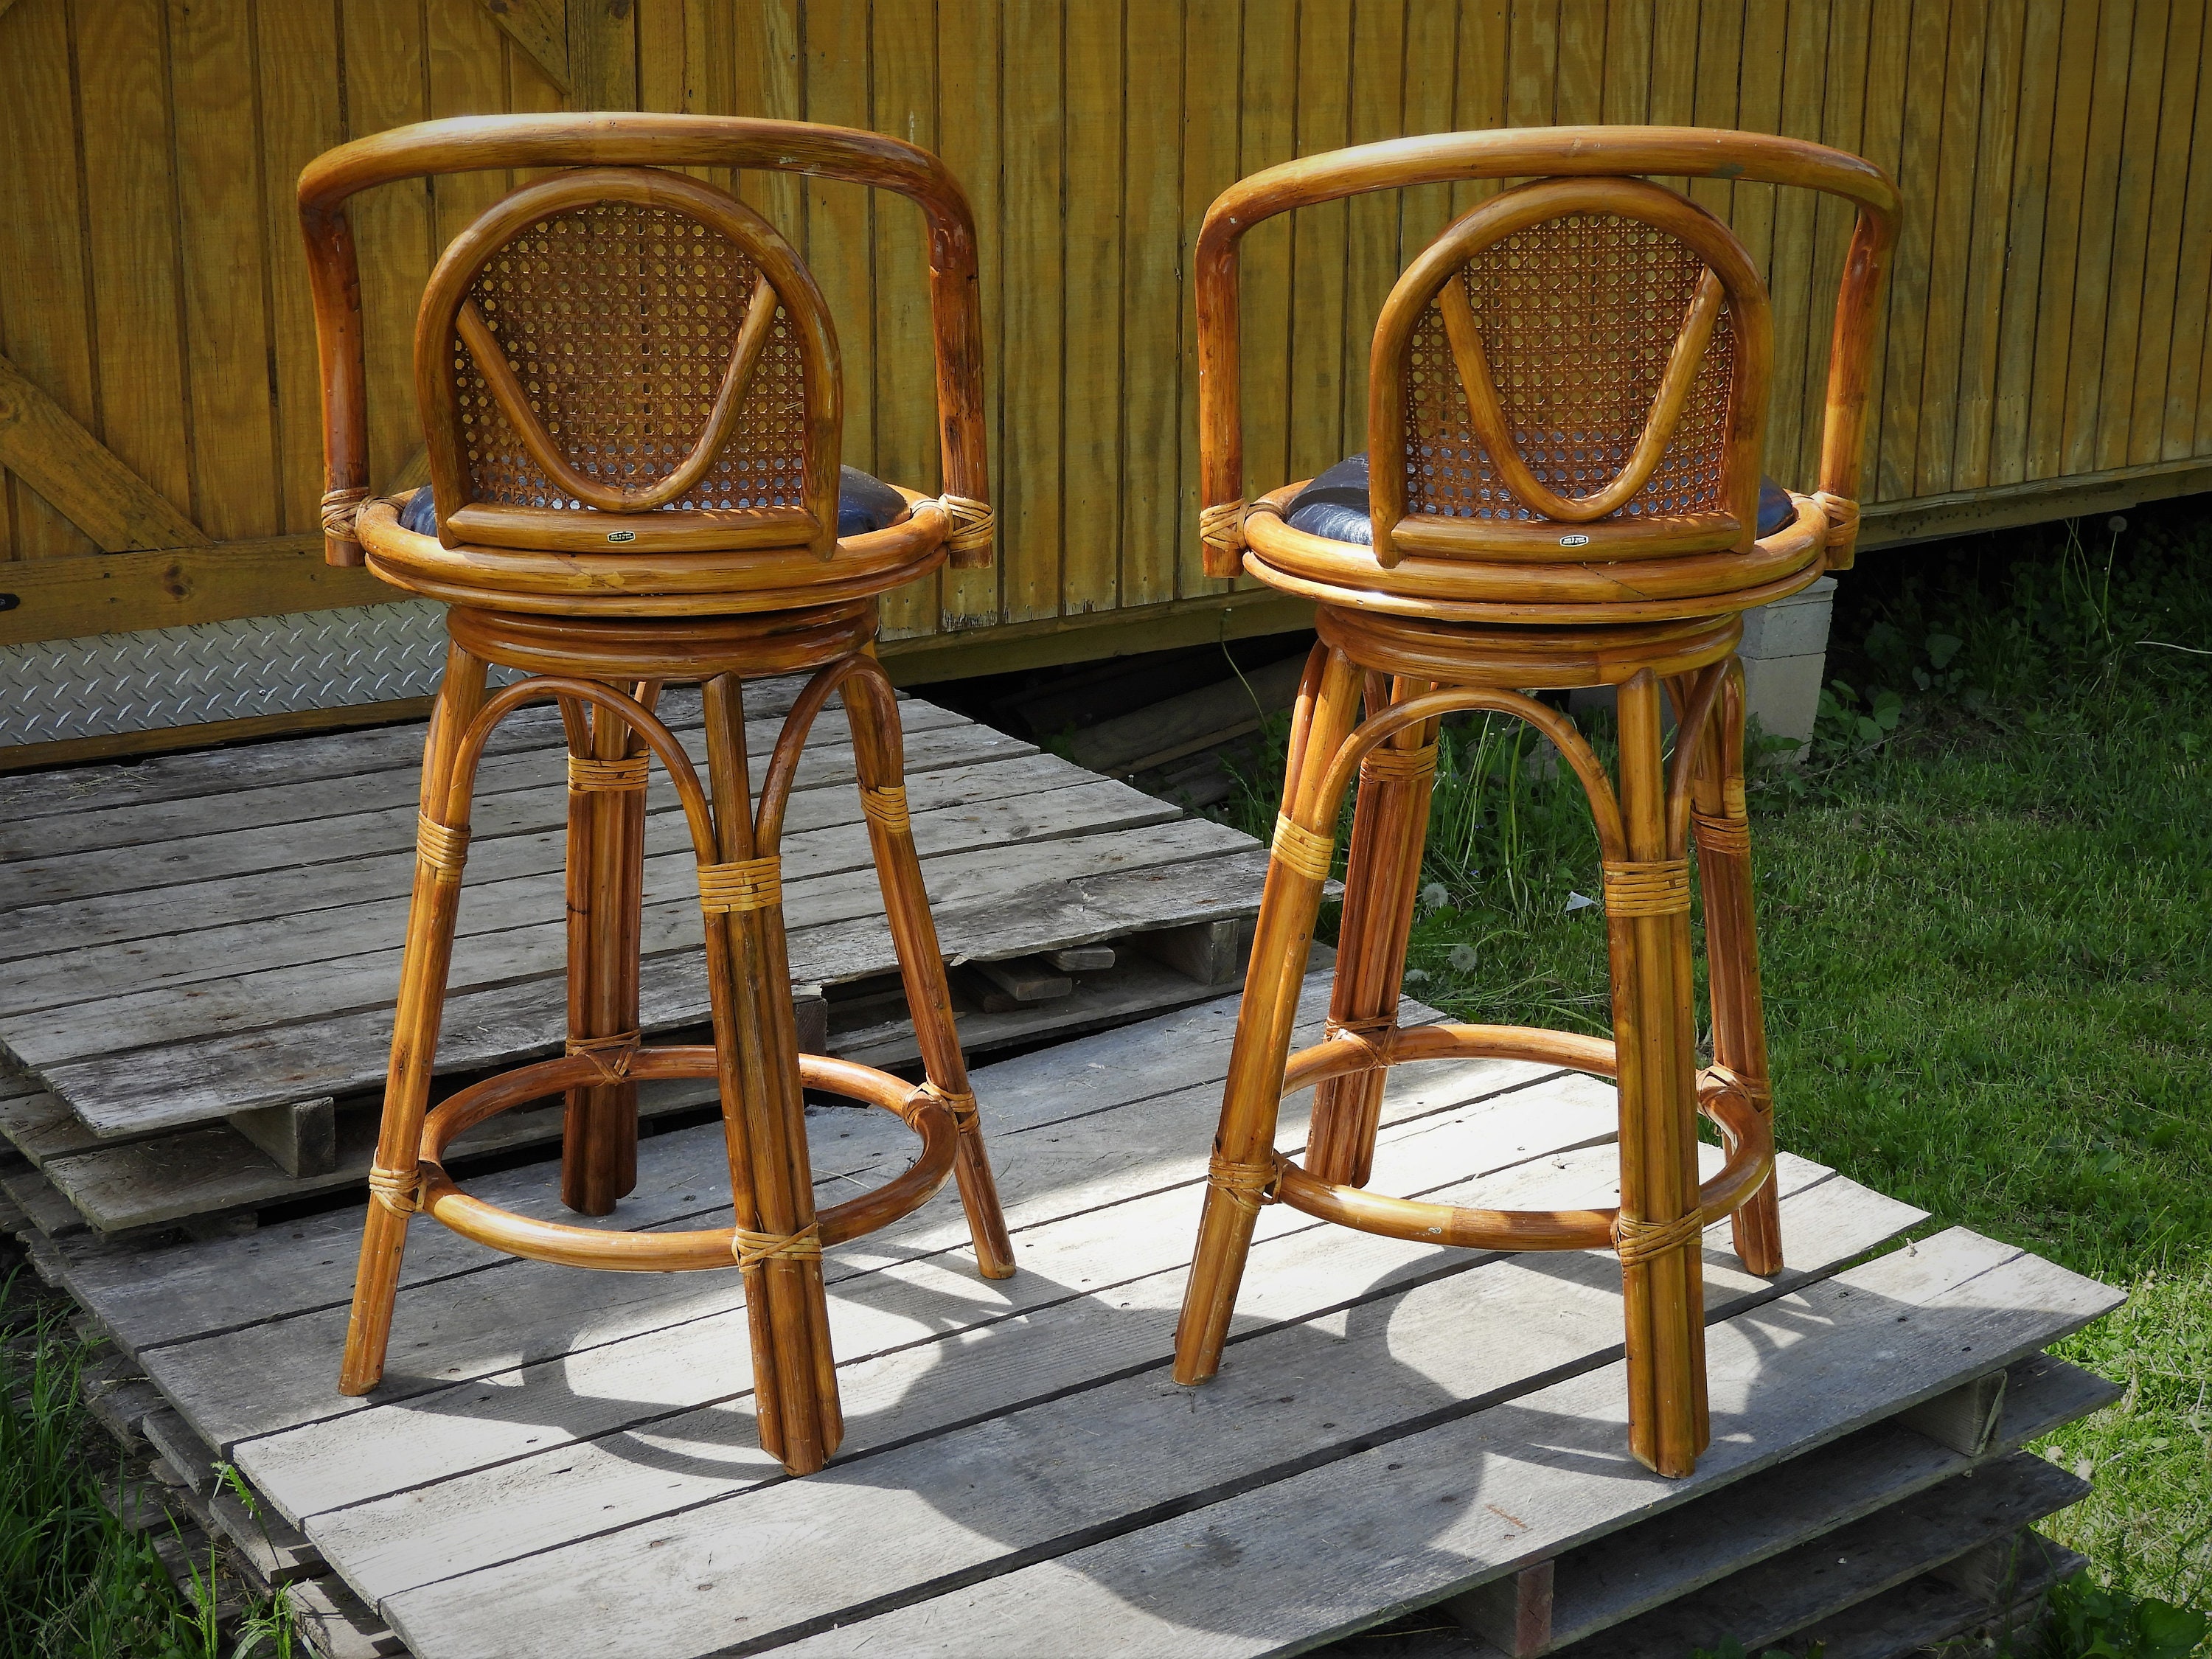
19;972;2122;1659
0;677;1278;1222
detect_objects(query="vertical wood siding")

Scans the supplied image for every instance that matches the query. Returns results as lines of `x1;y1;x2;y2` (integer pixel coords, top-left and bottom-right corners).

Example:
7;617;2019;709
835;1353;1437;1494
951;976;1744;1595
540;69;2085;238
1;0;2207;647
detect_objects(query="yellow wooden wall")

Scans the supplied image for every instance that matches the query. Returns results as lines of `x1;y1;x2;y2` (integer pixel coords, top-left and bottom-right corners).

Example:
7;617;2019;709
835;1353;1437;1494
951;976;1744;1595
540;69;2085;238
2;0;2210;650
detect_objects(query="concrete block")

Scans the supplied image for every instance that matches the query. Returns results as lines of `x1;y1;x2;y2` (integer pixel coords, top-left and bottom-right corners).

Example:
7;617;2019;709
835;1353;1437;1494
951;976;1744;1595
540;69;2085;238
1742;652;1827;747
1738;574;1837;660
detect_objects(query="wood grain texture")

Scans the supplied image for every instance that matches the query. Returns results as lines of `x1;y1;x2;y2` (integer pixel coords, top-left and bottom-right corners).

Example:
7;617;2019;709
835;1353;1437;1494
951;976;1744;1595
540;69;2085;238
0;357;207;552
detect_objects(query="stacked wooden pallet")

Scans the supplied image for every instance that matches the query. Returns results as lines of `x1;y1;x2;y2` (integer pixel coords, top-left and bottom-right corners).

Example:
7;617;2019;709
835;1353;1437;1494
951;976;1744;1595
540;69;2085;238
1;976;2120;1659
0;678;1274;1234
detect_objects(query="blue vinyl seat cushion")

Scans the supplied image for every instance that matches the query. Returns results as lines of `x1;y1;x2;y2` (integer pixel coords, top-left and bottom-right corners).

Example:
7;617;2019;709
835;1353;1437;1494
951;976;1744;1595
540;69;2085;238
1281;454;1797;546
397;466;909;538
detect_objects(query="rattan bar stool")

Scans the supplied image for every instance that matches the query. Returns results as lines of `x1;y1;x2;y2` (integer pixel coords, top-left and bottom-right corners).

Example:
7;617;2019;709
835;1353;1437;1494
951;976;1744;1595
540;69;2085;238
1175;128;1897;1478
299;115;1013;1477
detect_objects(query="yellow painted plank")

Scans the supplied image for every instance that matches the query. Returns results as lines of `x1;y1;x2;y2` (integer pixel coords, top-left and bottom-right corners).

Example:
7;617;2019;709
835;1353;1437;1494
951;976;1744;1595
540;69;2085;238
1447;1;1510;220
1061;0;1126;617
1601;0;1654;125
1238;0;1298;496
1646;0;1699;126
1397;0;1461;268
637;0;686;114
566;0;638;111
2129;0;2205;462
1341;0;1409;455
2025;0;2110;479
0;355;209;552
1178;0;1240;599
937;0;1004;627
1759;0;1826;490
479;0;568;91
1949;0;2026;491
1873;0;1954;503
1851;0;1913;496
1988;0;2064;484
1730;0;1788;278
341;0;436;494
0;535;375;646
870;0;942;640
2088;0;2177;473
2120;0;2197;465
1506;0;1560;129
0;0;99;559
72;0;192;527
801;0;875;480
428;0;515;252
1121;0;1185;611
1910;0;1989;496
998;0;1063;622
256;0;345;535
2161;17;2212;457
1688;0;1745;222
1799;0;1872;488
2051;0;2139;473
1555;0;1604;125
1289;0;1354;487
728;1;804;240
167;0;281;541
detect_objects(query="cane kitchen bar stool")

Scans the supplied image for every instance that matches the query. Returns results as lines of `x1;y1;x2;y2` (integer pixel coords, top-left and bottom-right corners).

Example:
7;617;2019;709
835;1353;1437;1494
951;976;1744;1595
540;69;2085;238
1175;128;1896;1478
300;115;1014;1477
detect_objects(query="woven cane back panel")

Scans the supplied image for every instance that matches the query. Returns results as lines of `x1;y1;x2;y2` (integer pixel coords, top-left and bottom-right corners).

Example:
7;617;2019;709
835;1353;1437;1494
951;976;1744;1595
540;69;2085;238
455;201;810;512
1405;212;1736;524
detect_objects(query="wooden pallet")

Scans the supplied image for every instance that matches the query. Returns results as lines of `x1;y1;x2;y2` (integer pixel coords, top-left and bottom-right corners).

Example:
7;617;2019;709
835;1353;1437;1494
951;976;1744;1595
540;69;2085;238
7;975;2120;1659
0;678;1274;1228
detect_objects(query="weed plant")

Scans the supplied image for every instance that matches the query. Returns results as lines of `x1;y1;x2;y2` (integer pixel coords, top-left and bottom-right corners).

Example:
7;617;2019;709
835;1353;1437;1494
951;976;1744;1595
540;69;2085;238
1208;502;2212;1636
1;1270;294;1658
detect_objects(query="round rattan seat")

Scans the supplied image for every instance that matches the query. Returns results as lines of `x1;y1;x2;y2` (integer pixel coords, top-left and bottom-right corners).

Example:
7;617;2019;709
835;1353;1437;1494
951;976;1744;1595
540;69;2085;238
1172;128;1897;1481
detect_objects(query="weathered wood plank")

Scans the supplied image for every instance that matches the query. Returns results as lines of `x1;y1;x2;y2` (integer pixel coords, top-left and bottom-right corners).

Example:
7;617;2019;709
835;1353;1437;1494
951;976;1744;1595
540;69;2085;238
10;817;1251;1082
1060;0;1127;618
754;1233;2117;1659
1800;1531;2083;1659
2126;0;2205;465
0;355;206;554
1565;1452;2088;1658
0;772;1176;1014
1532;1352;2118;1652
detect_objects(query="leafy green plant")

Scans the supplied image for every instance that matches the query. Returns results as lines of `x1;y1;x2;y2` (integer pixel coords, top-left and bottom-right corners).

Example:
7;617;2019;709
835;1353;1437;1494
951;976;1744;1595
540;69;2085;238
2045;1572;2210;1659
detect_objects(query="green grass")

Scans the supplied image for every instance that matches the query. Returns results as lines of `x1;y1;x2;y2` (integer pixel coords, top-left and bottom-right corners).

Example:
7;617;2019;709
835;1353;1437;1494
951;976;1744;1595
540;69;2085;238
1;1268;298;1659
1214;508;2212;1624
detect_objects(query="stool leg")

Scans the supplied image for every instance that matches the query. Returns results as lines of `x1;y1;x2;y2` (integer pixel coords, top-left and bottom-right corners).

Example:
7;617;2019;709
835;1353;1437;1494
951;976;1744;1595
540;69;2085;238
700;674;841;1475
563;689;651;1215
1176;644;1365;1385
1691;661;1783;1276
340;641;489;1396
841;661;1016;1280
1610;671;1709;1476
1307;676;1438;1186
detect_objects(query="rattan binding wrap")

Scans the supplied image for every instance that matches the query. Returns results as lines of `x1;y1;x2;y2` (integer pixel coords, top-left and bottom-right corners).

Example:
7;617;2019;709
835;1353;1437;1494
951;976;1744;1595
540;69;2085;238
1601;858;1691;917
1200;498;1247;552
939;495;994;557
567;1029;643;1083
1270;815;1336;880
1613;1208;1706;1265
568;754;650;793
860;785;912;835
415;814;470;878
453;200;808;516
321;485;370;540
732;1220;824;1270
1360;743;1439;783
1691;811;1753;857
698;855;783;914
1405;217;1735;526
1207;1152;1281;1215
367;1164;421;1217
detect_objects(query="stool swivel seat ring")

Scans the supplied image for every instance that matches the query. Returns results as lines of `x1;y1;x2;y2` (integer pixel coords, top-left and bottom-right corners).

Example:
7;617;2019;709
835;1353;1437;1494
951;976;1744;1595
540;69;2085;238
300;116;1013;1477
1175;128;1897;1478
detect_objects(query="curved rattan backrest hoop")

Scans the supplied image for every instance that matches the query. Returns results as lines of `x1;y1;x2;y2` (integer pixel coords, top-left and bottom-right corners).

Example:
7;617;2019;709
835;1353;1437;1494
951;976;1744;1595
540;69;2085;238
301;114;991;569
1368;176;1772;567
1194;125;1899;578
414;167;841;557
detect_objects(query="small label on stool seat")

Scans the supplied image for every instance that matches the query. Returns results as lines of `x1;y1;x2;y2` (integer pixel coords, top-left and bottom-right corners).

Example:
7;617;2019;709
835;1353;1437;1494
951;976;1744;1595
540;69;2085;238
1559;532;1590;546
606;529;637;543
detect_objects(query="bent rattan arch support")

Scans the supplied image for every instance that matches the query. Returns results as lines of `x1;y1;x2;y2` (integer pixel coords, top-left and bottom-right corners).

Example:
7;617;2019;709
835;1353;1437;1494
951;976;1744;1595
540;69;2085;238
1175;127;1895;1482
307;118;1014;1479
